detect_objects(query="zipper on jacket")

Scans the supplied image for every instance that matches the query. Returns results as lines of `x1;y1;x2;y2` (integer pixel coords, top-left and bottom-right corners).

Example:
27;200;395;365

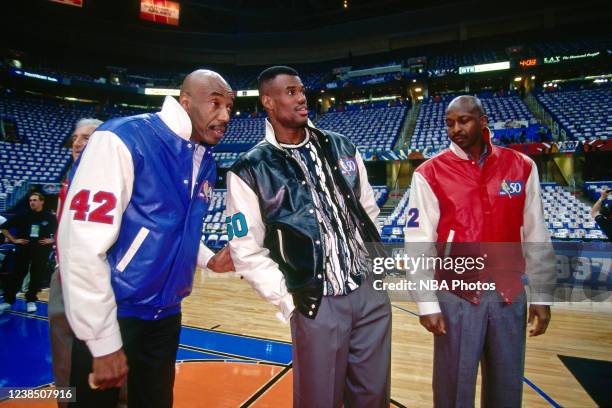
277;229;287;263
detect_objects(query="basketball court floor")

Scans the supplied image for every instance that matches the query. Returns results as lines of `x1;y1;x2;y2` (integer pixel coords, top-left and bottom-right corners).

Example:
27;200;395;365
1;270;611;407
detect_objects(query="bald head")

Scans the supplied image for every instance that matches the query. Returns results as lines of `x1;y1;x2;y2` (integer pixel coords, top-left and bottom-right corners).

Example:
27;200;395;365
180;69;231;98
446;95;486;117
178;69;234;145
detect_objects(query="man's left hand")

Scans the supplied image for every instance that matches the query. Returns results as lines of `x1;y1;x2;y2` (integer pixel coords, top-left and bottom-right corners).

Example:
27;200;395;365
207;246;235;273
39;238;54;245
528;304;551;337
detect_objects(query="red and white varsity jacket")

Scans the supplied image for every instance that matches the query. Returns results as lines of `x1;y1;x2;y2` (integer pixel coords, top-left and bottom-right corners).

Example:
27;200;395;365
405;128;556;316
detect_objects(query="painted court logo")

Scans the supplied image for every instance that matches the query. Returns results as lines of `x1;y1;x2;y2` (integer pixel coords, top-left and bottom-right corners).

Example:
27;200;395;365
499;180;524;197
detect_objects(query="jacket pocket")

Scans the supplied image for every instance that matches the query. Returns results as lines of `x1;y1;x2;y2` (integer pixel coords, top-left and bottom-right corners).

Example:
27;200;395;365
276;229;287;263
443;229;455;258
117;227;150;272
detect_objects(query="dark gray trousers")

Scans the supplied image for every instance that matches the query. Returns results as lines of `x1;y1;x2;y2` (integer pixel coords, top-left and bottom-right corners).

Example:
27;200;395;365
290;278;392;408
434;290;527;408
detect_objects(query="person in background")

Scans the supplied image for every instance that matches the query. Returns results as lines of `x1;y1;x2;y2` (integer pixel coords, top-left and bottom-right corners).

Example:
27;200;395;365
0;192;57;314
591;189;611;241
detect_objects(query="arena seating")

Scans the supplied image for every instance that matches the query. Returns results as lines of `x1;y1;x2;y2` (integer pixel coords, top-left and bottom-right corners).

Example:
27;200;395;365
316;104;407;151
380;183;608;242
410;93;539;153
541;184;606;240
0;93;151;213
535;87;612;141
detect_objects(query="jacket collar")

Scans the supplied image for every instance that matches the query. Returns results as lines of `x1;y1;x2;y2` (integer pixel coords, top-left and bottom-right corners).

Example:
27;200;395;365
449;127;494;161
156;96;192;142
264;118;317;150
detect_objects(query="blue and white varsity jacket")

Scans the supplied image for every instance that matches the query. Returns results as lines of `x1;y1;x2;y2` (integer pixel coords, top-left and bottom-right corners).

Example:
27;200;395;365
57;96;216;357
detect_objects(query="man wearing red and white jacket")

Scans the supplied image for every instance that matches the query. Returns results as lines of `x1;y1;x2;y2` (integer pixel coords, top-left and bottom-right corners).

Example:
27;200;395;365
405;95;556;407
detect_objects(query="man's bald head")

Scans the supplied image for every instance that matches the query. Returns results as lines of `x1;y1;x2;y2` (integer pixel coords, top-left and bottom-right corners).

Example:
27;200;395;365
446;95;486;117
178;69;234;145
180;69;231;99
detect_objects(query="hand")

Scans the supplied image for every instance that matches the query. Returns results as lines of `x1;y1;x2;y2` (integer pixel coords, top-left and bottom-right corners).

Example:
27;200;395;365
419;312;447;336
12;239;29;245
207;246;235;273
90;348;128;390
39;238;54;245
528;304;551;337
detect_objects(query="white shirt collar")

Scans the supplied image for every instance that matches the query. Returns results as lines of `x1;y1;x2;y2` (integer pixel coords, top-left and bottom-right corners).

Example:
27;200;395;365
264;118;316;150
156;96;192;141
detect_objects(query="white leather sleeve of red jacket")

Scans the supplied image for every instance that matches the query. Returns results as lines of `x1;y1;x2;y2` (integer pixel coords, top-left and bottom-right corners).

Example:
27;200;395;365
57;131;133;357
523;160;556;304
226;171;295;323
404;172;442;316
355;151;381;230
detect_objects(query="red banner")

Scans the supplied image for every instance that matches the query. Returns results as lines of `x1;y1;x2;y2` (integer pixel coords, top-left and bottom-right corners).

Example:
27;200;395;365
140;0;180;26
49;0;83;6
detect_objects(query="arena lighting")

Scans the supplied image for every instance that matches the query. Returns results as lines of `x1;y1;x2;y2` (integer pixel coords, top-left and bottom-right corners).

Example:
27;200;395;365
414;87;422;92
236;111;241;116
531;76;536;80
514;77;522;82
331;97;336;101
458;61;510;75
318;98;323;102
144;88;180;96
233;89;258;97
417;96;424;100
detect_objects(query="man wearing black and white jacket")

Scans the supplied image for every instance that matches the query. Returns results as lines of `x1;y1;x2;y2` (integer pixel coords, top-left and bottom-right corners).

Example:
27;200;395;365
226;66;391;408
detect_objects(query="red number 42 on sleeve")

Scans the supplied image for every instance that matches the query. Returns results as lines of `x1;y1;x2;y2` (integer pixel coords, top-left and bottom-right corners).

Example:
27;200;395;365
69;189;117;224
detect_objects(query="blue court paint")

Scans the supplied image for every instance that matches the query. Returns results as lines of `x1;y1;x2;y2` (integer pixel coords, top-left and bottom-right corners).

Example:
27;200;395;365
0;313;53;399
180;326;292;365
0;299;291;397
523;377;562;407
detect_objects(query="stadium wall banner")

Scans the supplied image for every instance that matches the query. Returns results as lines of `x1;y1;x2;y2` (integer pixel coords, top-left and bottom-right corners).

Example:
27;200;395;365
49;0;82;7
458;61;510;75
140;0;180;26
543;51;600;64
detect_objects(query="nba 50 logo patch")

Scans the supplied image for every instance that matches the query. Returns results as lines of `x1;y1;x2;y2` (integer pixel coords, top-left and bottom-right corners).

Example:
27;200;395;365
499;180;524;197
339;157;357;177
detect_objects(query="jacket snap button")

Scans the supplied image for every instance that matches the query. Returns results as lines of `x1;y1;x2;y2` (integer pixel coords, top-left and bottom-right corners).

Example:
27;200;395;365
334;166;338;170
183;179;189;184
317;274;322;279
308;311;313;316
301;180;306;185
187;144;193;149
311;304;316;309
309;209;314;214
315;240;320;245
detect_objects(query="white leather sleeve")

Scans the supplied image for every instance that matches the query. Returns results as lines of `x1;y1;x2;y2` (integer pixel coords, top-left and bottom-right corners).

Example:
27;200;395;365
355;151;380;229
523;160;556;304
226;171;295;323
57;131;133;357
404;171;442;315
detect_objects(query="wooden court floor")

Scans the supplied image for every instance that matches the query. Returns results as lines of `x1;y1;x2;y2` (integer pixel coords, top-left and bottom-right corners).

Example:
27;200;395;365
1;269;611;407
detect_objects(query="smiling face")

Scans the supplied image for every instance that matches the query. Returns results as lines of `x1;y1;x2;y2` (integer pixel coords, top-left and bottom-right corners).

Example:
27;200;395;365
180;73;234;145
261;74;308;129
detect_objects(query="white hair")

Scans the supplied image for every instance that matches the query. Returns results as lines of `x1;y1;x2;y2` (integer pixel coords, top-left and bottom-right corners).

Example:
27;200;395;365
74;118;103;131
